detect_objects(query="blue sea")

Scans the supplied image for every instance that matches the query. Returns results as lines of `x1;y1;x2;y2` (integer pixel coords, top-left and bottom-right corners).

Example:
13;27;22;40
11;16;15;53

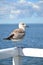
0;24;43;65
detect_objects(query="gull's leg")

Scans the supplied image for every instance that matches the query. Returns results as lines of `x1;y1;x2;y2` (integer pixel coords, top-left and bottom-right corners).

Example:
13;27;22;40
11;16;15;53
17;41;26;48
14;42;20;47
14;41;26;48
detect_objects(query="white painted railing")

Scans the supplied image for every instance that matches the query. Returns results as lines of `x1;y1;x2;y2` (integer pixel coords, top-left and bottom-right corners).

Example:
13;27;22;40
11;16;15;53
0;47;43;65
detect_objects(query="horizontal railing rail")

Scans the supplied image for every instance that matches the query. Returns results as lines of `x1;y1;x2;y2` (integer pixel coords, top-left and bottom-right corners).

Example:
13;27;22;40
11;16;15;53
0;47;43;65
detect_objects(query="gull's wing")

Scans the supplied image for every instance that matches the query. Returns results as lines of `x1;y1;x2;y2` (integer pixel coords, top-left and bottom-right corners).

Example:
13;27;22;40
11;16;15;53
3;34;14;40
3;28;25;40
10;28;25;39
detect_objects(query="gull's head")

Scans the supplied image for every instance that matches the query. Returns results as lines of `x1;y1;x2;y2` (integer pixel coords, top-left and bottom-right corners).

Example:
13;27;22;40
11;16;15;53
19;22;29;31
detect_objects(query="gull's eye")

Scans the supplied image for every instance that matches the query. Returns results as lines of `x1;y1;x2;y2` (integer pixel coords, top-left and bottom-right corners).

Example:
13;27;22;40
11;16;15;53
22;23;24;25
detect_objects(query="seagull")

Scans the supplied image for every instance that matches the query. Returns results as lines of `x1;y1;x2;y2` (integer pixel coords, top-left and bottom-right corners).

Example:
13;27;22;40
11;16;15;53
4;22;29;42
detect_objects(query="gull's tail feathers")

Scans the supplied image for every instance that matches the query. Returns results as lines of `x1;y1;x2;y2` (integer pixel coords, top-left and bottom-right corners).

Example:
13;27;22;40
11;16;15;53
3;34;14;40
3;37;11;40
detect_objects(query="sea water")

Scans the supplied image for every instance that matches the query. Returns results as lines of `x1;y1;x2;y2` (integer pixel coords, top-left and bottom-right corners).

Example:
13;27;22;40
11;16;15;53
0;24;43;65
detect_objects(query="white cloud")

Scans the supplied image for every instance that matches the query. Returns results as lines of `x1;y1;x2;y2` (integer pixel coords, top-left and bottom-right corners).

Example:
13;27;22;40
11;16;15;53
32;4;39;9
0;0;43;19
19;0;26;3
11;10;21;14
9;14;14;19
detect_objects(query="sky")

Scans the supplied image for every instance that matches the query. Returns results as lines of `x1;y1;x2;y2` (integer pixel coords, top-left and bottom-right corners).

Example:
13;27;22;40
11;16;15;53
0;0;43;24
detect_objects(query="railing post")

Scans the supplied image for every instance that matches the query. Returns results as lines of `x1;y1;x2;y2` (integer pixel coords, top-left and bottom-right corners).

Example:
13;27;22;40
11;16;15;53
12;47;22;65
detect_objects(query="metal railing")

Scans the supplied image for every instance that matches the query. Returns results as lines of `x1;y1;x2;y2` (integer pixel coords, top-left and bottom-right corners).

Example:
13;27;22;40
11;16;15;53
0;47;43;65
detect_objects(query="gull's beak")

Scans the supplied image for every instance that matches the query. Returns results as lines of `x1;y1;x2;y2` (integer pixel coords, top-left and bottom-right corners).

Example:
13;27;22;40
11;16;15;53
26;25;29;28
24;24;29;28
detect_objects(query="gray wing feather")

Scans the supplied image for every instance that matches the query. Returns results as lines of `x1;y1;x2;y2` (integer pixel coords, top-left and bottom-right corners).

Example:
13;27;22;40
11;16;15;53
10;29;25;39
13;33;25;39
